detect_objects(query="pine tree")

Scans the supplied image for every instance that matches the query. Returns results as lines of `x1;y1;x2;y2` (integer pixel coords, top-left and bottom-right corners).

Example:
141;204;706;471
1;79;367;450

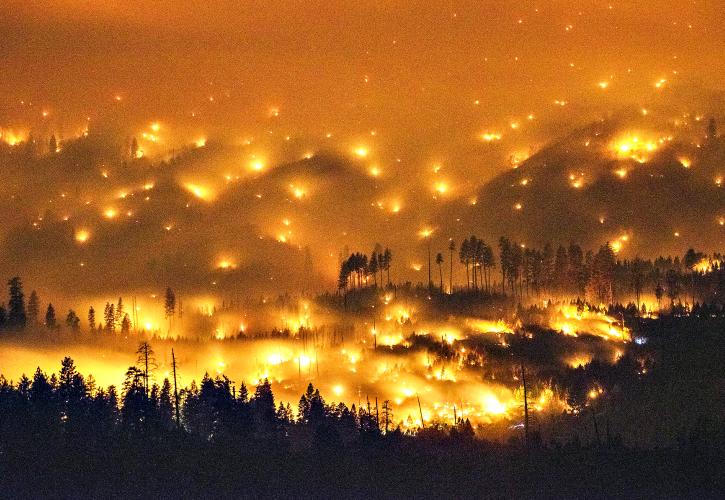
121;314;131;335
45;303;57;329
164;287;176;334
88;306;96;333
65;310;80;331
104;303;115;333
7;277;26;329
27;290;40;325
115;297;124;329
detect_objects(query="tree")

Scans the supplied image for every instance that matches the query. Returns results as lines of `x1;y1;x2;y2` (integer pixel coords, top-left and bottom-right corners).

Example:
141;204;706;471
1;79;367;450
381;399;394;434
655;281;664;310
568;243;586;296
252;378;276;435
115;297;124;330
554;245;568;293
7;277;26;329
424;233;433;291
481;243;496;294
88;306;96;333
683;248;704;304
435;252;444;293
165;287;176;335
130;137;139;159
383;248;392;286
369;251;379;287
121;314;131;335
460;238;471;289
665;269;680;306
706;117;717;140
104;303;115;333
158;379;175;431
498;238;511;295
27;290;40;326
65;310;80;332
587;243;616;304
469;235;479;291
448;240;455;294
136;342;156;397
48;135;57;154
630;259;646;311
541;243;555;295
45;304;57;329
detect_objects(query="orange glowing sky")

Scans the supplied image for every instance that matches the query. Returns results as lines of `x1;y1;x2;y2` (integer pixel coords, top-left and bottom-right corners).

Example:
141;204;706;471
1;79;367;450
2;1;723;149
0;1;723;296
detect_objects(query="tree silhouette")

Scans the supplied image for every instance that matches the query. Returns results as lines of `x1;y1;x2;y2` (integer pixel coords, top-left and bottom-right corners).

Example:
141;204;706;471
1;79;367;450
136;342;156;397
104;303;115;333
448;240;455;294
630;259;646;311
460;238;471;289
88;306;96;333
655;281;664;309
369;251;379;287
45;303;57;329
7;277;26;329
383;248;392;286
121;314;131;335
130;137;139;158
665;269;680;306
165;287;176;335
706;117;717;140
65;310;80;331
435;252;444;292
27;290;39;326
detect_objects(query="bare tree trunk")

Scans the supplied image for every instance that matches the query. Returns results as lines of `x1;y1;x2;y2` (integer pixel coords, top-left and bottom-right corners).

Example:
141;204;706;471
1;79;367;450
417;394;425;429
172;348;181;429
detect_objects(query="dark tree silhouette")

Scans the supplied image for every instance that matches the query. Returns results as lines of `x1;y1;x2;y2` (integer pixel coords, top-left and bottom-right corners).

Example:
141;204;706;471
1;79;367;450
7;277;26;329
45;303;57;329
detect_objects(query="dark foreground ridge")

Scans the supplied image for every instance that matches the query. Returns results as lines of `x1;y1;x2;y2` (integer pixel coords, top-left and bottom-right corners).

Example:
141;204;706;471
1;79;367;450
2;431;722;498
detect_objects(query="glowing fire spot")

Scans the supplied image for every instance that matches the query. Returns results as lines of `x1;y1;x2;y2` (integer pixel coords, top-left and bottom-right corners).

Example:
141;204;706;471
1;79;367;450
480;132;502;142
290;185;305;199
434;182;449;194
482;394;507;415
103;208;117;219
354;146;369;158
249;159;265;171
185;183;212;200
74;229;90;244
217;259;236;270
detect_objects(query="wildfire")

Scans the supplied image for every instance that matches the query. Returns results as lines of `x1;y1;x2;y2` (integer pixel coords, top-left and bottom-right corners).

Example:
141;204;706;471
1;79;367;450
184;183;213;201
74;229;90;244
480;132;502;142
551;304;630;342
